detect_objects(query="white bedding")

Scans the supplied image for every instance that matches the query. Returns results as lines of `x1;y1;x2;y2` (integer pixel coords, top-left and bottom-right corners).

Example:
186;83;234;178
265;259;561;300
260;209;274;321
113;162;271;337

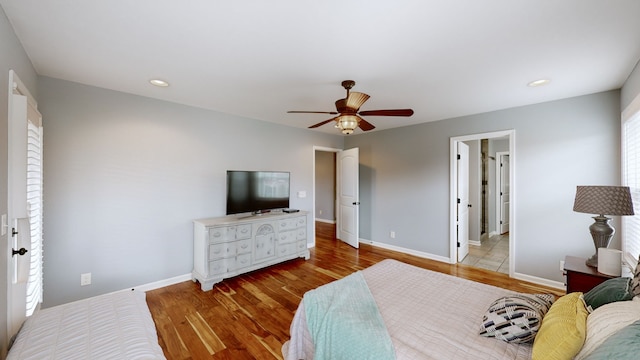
284;259;534;360
7;291;166;360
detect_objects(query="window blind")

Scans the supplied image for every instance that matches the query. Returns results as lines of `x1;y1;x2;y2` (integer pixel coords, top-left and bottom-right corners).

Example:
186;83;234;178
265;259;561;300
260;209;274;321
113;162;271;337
622;99;640;267
25;119;43;316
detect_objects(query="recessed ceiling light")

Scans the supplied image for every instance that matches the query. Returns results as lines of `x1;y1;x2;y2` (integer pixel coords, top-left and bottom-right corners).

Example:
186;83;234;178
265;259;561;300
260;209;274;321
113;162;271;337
149;79;169;87
527;79;551;87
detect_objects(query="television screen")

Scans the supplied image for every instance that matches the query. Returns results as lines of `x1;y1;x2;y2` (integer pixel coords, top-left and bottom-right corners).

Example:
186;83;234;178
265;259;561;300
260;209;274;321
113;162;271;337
226;171;290;215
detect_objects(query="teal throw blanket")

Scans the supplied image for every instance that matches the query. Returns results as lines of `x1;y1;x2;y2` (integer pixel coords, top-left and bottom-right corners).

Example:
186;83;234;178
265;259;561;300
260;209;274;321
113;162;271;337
303;271;396;360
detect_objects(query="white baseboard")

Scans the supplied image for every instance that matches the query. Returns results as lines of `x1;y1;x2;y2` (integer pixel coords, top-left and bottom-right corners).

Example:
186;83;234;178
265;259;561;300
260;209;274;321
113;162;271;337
360;238;567;291
128;273;193;293
315;218;336;224
469;240;481;246
360;238;452;264
512;272;566;291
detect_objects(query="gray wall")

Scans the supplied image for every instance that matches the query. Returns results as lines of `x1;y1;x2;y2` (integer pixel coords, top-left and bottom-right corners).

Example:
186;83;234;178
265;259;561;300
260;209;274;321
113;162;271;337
345;90;621;283
0;6;38;357
38;76;343;307
314;150;335;222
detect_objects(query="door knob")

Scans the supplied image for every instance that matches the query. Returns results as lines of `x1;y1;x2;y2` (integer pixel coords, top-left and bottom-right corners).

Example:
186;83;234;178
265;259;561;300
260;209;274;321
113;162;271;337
12;248;28;257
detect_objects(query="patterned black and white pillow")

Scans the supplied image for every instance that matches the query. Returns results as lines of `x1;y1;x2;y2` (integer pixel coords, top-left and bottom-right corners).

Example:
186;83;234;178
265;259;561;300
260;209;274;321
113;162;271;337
480;293;555;344
632;255;640;297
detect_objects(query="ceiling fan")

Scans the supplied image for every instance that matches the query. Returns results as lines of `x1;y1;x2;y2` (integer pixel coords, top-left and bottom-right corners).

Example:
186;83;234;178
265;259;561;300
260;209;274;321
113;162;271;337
287;80;414;135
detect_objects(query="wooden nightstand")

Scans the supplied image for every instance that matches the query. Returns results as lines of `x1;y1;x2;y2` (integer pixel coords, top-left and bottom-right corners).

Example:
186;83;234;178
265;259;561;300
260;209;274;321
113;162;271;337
563;255;617;293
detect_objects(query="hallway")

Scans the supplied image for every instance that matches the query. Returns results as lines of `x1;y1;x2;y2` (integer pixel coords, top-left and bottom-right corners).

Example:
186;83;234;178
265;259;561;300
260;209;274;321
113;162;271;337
461;233;509;274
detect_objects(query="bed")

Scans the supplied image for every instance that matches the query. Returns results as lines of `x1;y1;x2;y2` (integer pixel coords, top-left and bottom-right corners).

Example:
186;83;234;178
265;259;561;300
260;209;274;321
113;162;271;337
7;290;166;360
283;259;640;360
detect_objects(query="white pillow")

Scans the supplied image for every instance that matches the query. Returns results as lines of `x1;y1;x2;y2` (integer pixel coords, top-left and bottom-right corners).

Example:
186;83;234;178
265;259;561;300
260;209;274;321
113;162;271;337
574;296;640;360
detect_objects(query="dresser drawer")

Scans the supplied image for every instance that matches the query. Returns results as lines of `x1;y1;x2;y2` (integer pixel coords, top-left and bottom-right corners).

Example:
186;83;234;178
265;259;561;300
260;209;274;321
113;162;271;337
277;242;297;257
297;240;307;252
209;227;232;243
235;224;252;239
295;228;306;240
278;218;297;231
236;239;251;254
209;224;252;243
209;242;236;259
208;259;227;275
278;230;297;244
295;216;307;228
278;216;306;231
236;253;251;269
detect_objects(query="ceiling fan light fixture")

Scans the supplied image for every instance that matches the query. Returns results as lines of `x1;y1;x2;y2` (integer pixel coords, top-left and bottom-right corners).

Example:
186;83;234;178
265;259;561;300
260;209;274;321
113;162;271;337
337;115;358;135
288;80;413;133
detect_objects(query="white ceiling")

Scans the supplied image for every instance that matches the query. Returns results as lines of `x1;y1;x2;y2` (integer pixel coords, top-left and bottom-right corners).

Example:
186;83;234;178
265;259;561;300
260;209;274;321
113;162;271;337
2;0;640;135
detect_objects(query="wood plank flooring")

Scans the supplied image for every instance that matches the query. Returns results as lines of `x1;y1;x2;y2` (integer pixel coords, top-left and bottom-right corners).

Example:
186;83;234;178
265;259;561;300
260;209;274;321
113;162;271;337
146;222;564;359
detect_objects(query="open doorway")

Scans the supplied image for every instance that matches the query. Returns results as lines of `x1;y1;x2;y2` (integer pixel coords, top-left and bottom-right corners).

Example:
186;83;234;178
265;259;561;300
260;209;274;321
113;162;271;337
311;147;339;249
312;146;360;249
314;150;337;226
450;130;515;276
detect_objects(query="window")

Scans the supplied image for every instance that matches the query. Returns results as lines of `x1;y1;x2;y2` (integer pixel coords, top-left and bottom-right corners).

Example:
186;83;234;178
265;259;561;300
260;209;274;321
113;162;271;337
26;115;43;316
10;71;43;318
622;95;640;267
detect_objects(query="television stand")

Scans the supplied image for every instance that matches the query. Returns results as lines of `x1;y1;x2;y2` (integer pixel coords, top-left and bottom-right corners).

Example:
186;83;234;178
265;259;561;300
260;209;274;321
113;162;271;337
192;211;310;291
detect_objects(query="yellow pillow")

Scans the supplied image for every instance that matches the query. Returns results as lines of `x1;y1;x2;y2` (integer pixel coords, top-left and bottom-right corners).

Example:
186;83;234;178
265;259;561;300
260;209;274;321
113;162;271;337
532;292;589;360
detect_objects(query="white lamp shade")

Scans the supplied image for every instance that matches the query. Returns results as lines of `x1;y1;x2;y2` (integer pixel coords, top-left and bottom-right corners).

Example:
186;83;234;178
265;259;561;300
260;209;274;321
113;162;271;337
597;248;622;276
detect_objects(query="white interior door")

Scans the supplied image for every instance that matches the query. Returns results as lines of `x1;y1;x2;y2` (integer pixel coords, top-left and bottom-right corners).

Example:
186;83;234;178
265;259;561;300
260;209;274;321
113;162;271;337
497;152;510;234
7;93;30;339
337;148;359;248
457;142;470;261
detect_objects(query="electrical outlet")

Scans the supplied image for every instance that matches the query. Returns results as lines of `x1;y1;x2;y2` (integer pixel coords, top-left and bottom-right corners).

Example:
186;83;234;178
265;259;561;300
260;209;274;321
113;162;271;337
390;231;396;239
80;273;91;286
319;210;323;215
559;260;565;272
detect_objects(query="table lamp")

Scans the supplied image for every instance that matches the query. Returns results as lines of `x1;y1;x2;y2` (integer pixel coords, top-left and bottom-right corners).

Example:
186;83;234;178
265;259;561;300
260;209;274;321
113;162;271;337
573;185;634;268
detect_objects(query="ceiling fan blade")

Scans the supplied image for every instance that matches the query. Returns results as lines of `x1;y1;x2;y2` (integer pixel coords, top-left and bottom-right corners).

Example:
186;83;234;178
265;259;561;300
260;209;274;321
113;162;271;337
345;92;370;110
358;109;414;117
287;110;339;115
308;117;338;129
358;117;376;131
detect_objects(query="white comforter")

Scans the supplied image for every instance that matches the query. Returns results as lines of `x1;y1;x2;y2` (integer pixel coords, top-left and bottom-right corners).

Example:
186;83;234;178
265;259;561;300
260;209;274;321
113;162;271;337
7;291;166;360
284;259;533;360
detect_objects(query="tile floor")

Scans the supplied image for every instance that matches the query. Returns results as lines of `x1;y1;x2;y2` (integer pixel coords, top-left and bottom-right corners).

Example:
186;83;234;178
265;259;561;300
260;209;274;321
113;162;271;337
461;233;509;274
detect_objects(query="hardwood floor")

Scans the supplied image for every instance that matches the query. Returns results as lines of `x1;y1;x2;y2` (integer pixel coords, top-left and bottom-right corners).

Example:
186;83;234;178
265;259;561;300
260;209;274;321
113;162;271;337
146;222;564;359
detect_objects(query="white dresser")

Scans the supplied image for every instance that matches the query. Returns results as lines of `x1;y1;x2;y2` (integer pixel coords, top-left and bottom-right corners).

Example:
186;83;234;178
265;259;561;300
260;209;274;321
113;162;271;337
192;211;310;291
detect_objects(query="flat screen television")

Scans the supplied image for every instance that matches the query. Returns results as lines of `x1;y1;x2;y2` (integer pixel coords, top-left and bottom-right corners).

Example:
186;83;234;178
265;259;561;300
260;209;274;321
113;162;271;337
226;170;290;215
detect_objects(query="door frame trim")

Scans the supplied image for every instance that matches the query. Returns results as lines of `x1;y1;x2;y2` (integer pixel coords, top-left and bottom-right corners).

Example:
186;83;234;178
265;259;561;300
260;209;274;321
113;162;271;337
6;70;39;345
449;130;516;276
